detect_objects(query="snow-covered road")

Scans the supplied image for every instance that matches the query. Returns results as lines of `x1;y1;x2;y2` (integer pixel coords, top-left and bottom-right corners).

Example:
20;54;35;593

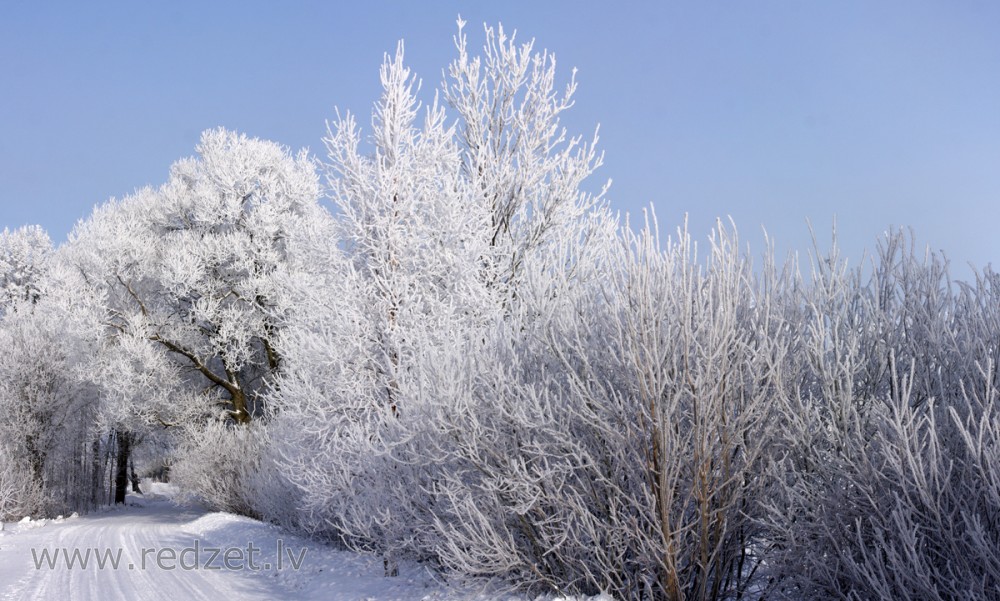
0;484;498;601
0;497;286;600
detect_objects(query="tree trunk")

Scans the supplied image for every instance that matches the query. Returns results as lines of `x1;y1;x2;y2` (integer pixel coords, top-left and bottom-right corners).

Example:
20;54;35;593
129;452;142;494
90;437;102;511
231;388;251;424
114;430;132;504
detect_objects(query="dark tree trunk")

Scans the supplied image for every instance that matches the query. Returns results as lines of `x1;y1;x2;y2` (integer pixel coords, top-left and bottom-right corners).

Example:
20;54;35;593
129;452;142;494
90;437;102;510
114;430;132;504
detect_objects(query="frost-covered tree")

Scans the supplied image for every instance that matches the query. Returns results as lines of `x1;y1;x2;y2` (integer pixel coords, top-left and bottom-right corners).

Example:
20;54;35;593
444;18;607;298
273;42;490;573
273;21;610;575
324;43;492;418
0;225;52;312
65;128;331;511
0;251;103;516
71;128;327;427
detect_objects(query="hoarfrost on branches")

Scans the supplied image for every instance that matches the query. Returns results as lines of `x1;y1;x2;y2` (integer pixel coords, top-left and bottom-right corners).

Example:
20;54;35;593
2;17;1000;601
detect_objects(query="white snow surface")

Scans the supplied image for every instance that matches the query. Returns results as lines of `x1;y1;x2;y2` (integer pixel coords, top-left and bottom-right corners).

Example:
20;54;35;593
0;482;611;601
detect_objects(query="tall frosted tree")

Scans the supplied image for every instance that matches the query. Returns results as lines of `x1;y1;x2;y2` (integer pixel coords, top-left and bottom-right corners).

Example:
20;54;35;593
67;128;331;510
444;18;607;300
324;43;491;418
273;20;612;575
71;128;327;428
0;243;104;516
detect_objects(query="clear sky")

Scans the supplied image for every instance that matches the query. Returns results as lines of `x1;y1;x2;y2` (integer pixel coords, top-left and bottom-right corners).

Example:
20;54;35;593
2;1;998;276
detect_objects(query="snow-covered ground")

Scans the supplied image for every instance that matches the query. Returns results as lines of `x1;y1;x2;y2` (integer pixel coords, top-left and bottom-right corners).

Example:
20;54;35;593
0;482;608;601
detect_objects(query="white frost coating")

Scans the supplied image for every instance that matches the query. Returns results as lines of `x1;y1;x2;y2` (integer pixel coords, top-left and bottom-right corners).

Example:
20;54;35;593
0;17;999;601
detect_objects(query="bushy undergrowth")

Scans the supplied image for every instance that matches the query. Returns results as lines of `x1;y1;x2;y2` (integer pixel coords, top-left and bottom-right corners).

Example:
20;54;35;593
266;217;1000;600
760;237;1000;601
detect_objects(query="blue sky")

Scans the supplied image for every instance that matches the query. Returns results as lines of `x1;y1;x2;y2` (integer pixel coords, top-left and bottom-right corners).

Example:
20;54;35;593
2;1;998;275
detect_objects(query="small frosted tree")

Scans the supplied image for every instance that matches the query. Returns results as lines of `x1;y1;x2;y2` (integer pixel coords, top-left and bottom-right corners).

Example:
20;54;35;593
0;225;52;311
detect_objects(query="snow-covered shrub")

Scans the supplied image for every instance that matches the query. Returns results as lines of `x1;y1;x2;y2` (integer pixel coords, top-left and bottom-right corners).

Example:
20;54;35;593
0;442;43;521
767;363;1000;600
414;217;785;600
847;365;1000;600
762;232;1000;600
171;420;270;518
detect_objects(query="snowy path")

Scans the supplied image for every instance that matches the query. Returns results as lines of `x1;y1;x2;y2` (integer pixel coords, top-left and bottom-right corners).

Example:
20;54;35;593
0;485;494;601
0;499;285;600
